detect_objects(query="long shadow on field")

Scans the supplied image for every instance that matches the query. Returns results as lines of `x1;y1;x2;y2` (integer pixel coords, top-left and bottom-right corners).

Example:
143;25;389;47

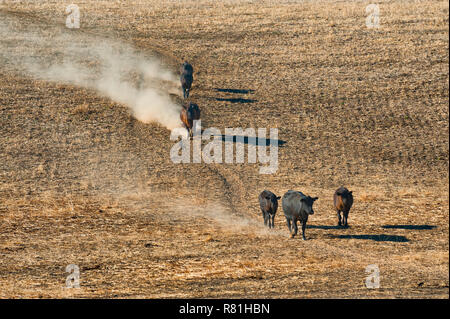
307;225;343;230
328;234;409;242
219;135;286;147
382;225;436;230
215;97;257;104
215;88;255;94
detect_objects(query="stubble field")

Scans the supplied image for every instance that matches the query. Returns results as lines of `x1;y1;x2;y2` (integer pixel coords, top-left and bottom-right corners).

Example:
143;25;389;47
0;0;448;298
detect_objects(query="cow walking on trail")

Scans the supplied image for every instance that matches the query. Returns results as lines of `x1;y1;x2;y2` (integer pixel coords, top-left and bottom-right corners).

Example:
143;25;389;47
282;190;318;240
334;187;353;227
180;61;194;99
180;102;200;138
258;190;281;228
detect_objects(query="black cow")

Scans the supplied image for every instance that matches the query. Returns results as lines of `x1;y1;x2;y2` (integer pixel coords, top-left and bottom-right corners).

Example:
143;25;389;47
334;187;353;227
258;190;281;228
180;61;194;99
282;190;318;240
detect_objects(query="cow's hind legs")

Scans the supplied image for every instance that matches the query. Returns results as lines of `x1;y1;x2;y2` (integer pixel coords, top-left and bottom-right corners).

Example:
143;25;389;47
263;212;269;227
343;211;349;227
286;218;294;238
292;219;298;238
301;222;307;240
337;210;342;226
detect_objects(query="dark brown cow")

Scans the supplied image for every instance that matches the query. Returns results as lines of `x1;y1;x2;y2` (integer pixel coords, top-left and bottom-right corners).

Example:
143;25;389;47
258;190;281;228
333;187;353;227
282;190;318;240
180;61;194;99
180;102;200;138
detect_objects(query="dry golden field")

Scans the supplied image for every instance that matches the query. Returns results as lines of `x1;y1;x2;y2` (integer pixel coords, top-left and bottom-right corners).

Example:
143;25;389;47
0;0;448;298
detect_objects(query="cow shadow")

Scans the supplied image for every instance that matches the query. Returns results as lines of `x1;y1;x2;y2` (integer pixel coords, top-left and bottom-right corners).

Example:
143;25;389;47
328;234;409;242
219;135;286;147
382;225;436;230
215;88;255;94
214;88;256;104
307;225;343;230
215;97;257;104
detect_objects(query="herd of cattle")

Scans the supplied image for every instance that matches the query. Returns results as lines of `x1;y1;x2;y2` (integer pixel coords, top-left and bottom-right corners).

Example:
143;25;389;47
178;62;354;240
179;62;200;137
259;187;353;240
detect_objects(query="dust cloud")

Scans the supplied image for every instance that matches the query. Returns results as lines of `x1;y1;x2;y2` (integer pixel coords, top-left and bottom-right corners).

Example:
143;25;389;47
0;11;182;130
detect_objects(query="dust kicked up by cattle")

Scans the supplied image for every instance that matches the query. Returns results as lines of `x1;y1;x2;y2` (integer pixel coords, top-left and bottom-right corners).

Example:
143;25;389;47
0;11;182;130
